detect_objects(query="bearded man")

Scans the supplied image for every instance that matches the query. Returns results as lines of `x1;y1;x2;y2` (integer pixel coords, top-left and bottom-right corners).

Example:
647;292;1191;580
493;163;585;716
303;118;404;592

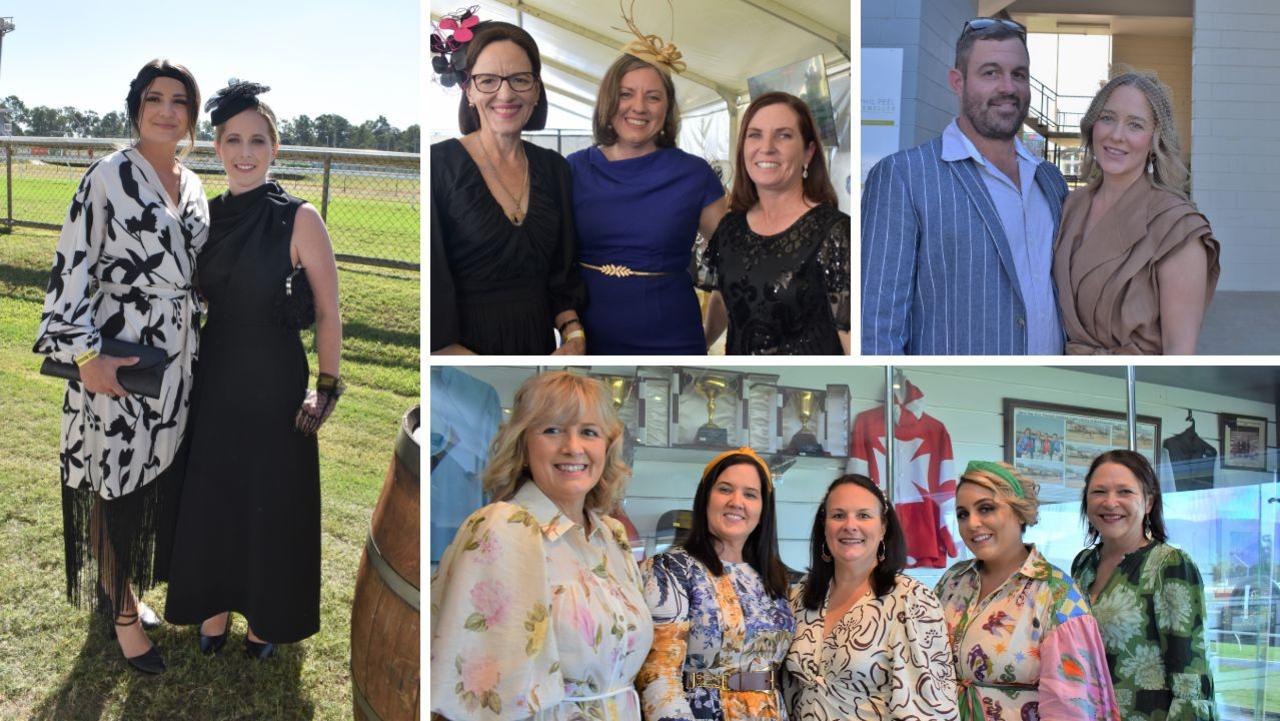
862;18;1068;355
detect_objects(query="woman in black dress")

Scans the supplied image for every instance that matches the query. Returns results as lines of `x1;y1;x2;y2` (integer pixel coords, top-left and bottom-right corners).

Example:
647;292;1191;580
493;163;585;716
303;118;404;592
430;15;585;355
699;92;851;355
164;82;342;659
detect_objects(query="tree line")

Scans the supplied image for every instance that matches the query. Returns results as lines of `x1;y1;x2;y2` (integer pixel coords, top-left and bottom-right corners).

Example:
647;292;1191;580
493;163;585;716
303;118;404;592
0;95;420;153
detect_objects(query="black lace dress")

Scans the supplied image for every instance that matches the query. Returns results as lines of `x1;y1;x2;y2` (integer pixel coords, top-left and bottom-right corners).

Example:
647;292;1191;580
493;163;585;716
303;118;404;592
430;138;585;354
697;203;850;355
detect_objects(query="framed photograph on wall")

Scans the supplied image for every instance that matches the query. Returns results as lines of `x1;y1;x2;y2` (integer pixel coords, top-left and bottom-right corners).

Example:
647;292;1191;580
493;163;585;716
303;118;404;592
1002;399;1161;503
1219;414;1269;471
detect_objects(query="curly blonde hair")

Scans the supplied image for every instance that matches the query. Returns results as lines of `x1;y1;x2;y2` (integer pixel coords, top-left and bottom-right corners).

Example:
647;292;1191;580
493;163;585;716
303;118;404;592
1079;69;1190;200
482;371;631;513
958;461;1040;528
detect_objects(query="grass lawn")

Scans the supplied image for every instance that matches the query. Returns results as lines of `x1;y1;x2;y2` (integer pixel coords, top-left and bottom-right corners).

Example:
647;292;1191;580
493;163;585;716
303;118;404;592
0;225;419;720
2;160;420;265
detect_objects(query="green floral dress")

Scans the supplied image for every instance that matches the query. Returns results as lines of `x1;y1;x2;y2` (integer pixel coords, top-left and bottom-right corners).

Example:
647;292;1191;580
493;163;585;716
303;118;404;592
1072;543;1216;720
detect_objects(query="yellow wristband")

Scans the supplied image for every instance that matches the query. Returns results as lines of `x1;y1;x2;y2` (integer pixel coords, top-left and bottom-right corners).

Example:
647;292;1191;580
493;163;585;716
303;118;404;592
74;348;100;367
564;329;585;343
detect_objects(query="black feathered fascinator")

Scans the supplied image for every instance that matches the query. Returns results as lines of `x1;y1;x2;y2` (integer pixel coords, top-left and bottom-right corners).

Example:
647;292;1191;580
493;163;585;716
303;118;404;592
205;80;271;126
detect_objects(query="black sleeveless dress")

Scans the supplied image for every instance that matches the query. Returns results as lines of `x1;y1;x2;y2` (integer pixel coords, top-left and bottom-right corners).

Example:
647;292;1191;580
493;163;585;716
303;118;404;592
164;181;321;643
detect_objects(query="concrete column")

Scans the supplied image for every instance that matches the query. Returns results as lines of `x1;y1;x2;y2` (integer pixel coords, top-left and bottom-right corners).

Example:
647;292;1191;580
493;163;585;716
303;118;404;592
862;0;978;149
1192;0;1280;291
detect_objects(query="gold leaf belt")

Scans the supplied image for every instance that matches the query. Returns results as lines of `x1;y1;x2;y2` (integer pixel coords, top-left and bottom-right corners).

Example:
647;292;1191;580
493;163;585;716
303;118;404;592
579;261;668;278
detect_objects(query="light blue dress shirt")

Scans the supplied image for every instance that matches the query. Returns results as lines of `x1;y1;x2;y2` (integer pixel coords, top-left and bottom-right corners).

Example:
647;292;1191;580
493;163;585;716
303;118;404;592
941;120;1062;354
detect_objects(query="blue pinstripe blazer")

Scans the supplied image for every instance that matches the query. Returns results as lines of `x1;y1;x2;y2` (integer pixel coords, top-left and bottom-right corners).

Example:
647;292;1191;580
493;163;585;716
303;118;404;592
861;136;1069;355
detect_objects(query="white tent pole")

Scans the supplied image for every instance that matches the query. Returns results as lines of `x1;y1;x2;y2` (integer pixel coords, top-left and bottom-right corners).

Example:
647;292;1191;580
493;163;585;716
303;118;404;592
732;0;850;60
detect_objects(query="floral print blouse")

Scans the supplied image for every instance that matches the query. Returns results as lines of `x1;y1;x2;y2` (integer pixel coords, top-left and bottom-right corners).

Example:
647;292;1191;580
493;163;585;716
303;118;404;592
783;573;959;720
430;482;654;720
638;547;795;720
1072;543;1217;720
935;545;1120;721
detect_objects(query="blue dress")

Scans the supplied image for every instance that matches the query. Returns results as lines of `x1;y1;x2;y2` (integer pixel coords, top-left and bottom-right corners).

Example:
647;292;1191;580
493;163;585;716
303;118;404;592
567;146;724;355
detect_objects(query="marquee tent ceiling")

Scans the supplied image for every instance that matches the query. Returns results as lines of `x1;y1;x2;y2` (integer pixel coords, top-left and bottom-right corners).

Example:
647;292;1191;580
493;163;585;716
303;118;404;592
429;0;850;118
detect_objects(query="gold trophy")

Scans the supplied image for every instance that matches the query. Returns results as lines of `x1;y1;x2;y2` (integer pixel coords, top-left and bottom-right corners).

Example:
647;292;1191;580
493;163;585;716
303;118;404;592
600;375;639;453
786;390;825;455
694;376;730;447
603;375;633;412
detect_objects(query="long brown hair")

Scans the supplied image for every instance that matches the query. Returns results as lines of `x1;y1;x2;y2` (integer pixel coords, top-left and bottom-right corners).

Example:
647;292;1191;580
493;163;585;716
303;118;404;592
729;92;837;213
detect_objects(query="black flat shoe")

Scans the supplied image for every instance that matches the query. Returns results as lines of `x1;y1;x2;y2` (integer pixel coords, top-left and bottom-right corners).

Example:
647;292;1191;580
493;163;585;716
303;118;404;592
199;616;231;656
244;638;276;661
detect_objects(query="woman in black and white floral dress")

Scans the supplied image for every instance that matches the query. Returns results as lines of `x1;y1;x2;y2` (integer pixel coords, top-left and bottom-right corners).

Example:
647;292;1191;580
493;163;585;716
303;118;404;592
784;475;958;720
33;59;207;675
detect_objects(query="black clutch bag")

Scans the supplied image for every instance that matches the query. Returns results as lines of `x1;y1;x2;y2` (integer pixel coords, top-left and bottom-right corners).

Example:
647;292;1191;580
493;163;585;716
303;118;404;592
274;264;316;330
39;338;167;399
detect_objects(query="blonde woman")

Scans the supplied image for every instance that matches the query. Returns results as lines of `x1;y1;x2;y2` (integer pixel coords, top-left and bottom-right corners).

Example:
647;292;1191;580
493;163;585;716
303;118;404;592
935;461;1119;720
1052;71;1220;354
430;371;653;720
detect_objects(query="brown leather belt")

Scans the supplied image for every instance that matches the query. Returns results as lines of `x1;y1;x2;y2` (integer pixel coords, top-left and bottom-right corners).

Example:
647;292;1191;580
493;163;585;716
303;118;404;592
683;669;777;692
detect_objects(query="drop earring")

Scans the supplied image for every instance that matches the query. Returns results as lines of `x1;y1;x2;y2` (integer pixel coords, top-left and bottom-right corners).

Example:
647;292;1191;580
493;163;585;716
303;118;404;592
821;542;832;562
802;163;809;180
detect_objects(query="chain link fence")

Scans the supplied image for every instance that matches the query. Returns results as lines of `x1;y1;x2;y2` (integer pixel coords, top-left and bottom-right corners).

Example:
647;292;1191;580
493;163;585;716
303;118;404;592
1;137;420;270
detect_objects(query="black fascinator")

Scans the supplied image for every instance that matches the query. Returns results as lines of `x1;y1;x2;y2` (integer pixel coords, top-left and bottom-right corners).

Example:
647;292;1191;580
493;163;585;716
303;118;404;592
205;79;271;126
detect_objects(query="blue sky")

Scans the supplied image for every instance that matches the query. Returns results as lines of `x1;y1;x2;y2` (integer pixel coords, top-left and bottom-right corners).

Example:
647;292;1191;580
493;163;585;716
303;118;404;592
0;0;419;128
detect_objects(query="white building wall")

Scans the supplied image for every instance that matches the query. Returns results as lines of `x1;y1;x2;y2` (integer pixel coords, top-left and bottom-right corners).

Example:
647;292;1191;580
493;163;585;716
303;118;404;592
1192;0;1280;291
1112;33;1193;165
863;0;978;149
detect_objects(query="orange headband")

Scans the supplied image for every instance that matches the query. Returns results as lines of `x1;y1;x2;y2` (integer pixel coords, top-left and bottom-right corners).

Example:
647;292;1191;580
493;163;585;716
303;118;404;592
702;447;772;491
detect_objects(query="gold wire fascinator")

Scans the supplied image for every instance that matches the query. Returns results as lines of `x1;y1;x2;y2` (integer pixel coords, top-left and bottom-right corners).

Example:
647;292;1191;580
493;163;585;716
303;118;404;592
613;0;686;74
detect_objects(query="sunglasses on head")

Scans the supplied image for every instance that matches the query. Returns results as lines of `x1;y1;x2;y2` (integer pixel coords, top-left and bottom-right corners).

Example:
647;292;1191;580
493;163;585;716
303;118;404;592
960;17;1027;40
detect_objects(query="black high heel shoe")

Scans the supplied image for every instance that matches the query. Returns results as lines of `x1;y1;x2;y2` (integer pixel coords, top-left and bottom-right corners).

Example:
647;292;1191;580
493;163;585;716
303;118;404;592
244;631;276;661
199;614;231;656
109;614;166;675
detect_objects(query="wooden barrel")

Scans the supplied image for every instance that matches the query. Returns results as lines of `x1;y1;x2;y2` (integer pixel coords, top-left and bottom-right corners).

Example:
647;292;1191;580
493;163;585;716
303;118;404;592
352;406;420;721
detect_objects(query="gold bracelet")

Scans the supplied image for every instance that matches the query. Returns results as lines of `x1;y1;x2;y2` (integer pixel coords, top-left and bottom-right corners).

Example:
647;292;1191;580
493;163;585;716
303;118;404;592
564;329;585;343
74;348;100;367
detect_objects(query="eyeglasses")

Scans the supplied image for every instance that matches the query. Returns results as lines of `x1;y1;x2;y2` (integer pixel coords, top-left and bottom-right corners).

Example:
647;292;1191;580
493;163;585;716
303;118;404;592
960;17;1027;40
468;72;538;94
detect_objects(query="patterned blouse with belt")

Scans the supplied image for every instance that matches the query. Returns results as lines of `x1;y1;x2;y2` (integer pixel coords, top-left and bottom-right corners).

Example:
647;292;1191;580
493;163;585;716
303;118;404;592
935;545;1120;721
783;573;959;720
638;547;795;720
1072;543;1217;720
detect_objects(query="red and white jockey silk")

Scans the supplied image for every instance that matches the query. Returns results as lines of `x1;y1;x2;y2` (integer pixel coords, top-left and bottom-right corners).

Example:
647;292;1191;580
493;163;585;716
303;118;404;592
847;381;957;568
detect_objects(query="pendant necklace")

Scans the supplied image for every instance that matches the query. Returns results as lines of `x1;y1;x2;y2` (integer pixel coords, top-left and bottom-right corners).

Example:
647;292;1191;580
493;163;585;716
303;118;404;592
477;134;528;226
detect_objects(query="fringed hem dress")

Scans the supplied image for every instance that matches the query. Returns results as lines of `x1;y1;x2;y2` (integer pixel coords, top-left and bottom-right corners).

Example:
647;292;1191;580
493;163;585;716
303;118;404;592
163;182;321;643
33;147;208;615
